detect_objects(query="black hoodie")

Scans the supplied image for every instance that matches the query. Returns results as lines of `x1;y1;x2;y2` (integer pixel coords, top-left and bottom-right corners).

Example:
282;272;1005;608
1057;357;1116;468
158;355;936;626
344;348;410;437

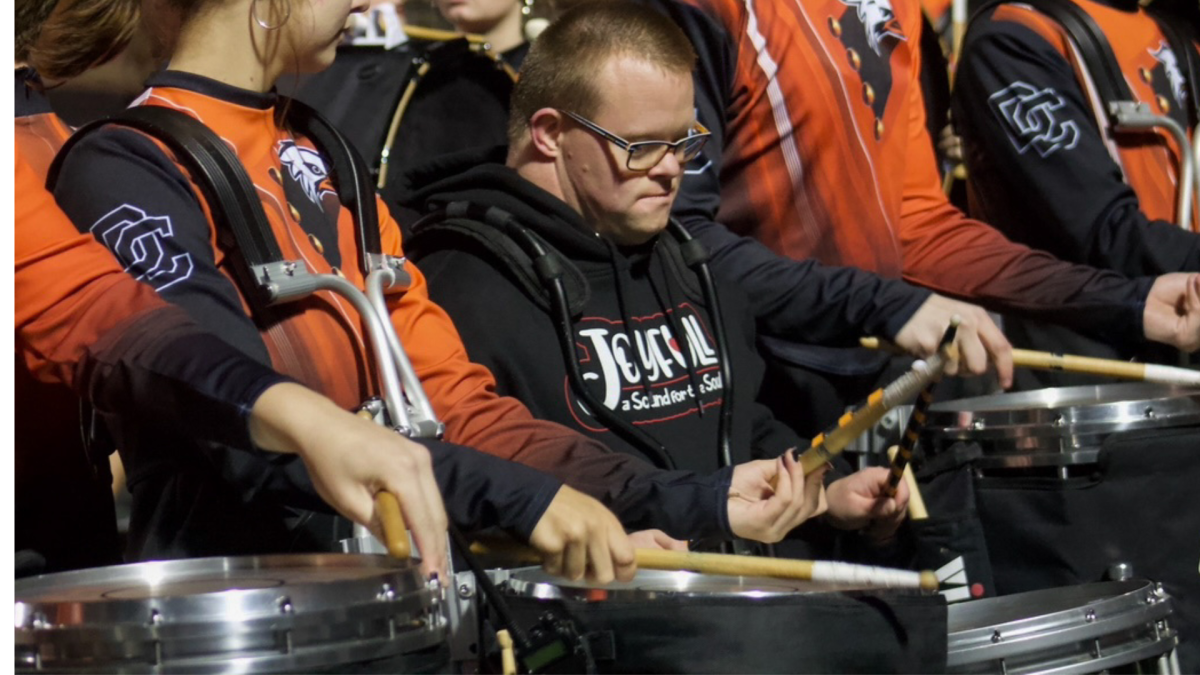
407;148;801;475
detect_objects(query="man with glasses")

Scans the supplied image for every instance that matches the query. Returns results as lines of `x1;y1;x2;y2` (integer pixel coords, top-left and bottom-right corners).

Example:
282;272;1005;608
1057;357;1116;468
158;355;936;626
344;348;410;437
406;0;911;546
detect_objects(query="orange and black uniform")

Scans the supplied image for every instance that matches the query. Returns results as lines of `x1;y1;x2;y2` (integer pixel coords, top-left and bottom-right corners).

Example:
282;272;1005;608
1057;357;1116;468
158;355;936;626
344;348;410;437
660;0;1156;367
16;115;290;571
954;0;1200;276
52;72;734;559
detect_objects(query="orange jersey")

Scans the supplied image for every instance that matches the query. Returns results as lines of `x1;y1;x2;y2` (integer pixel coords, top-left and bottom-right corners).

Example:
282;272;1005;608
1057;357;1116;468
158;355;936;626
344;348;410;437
669;0;1151;342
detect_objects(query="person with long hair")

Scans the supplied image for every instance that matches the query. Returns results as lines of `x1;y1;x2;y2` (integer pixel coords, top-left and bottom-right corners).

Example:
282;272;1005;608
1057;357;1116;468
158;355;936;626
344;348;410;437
43;0;823;569
14;0;633;581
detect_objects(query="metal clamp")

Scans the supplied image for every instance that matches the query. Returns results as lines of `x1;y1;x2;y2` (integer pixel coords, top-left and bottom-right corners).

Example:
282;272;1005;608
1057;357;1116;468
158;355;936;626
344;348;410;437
1109;100;1196;232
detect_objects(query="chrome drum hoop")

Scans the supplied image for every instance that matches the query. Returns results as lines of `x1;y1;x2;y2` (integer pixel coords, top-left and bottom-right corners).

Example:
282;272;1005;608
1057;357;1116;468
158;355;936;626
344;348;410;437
922;384;1200;470
946;580;1178;674
14;554;448;673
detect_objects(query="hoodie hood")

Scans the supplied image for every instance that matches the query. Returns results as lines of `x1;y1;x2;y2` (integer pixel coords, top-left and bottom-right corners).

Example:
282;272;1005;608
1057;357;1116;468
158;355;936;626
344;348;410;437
407;145;618;264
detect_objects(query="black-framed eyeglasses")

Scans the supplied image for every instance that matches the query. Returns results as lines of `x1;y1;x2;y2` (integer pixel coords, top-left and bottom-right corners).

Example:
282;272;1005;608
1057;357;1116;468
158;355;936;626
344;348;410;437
558;109;711;172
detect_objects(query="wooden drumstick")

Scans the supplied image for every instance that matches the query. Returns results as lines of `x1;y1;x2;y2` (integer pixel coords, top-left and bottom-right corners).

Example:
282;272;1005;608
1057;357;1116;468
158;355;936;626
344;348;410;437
357;409;412;560
887;446;928;521
469;539;938;591
884;321;959;497
776;343;955;482
375;492;411;560
859;337;1200;387
497;630;518;675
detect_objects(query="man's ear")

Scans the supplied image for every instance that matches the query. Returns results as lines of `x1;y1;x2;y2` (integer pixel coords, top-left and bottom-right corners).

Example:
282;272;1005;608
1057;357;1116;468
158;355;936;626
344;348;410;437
528;108;565;159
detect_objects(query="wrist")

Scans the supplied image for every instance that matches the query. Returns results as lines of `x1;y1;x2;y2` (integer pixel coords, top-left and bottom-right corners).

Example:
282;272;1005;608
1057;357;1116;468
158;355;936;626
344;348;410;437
247;382;341;456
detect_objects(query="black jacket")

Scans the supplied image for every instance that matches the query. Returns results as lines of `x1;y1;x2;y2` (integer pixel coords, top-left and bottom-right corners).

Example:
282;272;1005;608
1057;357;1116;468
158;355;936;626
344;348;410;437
407;148;801;476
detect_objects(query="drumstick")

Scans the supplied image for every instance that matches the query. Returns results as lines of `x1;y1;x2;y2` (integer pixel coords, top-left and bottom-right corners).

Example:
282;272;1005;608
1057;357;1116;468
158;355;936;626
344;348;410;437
469;539;938;591
859;337;1200;387
885;321;959;497
887;446;928;520
355;409;411;560
374;492;411;560
781;343;956;479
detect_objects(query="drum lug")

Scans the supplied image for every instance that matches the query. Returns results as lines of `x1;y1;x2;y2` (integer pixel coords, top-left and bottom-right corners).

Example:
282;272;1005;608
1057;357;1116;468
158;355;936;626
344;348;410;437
277;596;295;655
991;629;1003;644
1085;609;1096;623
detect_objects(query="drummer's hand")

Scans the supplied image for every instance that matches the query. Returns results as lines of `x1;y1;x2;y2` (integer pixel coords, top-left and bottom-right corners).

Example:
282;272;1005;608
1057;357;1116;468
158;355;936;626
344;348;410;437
628;529;688;551
248;383;450;581
529;486;637;584
824;467;909;542
1144;273;1200;352
727;453;827;543
893;294;1013;389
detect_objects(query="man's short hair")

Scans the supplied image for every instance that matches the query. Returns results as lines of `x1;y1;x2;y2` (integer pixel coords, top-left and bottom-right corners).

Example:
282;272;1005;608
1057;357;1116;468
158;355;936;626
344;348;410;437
507;0;697;146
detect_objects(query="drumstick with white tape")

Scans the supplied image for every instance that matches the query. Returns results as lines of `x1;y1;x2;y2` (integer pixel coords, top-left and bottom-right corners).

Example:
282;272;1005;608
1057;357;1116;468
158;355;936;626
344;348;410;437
860;337;1200;387
470;539;939;591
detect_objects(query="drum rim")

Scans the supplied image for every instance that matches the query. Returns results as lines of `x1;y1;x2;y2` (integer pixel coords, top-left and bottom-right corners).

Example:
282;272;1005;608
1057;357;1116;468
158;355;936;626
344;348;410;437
946;579;1176;670
14;554;448;673
922;384;1200;456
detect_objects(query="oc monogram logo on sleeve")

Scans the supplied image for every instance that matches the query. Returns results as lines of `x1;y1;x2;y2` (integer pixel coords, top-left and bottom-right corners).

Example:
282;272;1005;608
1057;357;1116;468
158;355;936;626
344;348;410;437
90;204;195;291
989;81;1080;157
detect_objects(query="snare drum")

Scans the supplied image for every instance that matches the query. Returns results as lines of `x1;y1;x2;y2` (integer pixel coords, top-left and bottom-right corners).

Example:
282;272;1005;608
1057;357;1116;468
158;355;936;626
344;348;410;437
497;567;947;673
947;580;1180;674
14;554;448;673
921;384;1200;671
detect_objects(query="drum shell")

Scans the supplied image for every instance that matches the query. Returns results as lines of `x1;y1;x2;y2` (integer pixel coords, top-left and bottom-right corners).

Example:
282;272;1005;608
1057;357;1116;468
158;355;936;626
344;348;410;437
946;580;1178;674
918;385;1200;672
14;554;449;674
498;568;947;673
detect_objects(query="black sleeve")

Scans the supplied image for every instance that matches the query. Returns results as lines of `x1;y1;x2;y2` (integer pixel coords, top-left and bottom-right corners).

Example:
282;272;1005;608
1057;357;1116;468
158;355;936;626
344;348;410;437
953;14;1200;276
80;305;291;453
420;439;561;540
664;0;935;344
52;126;275;364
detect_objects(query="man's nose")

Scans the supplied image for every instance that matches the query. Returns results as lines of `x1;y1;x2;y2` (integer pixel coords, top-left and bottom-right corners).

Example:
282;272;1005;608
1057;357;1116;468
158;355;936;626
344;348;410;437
648;148;684;179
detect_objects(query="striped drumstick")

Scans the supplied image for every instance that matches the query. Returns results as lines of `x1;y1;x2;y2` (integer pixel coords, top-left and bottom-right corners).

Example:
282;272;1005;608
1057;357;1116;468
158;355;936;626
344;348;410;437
788;345;957;476
885;320;960;497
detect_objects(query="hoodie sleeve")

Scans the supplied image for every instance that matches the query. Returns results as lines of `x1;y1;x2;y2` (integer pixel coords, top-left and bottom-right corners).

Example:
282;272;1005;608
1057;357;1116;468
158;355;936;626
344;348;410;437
379;206;733;540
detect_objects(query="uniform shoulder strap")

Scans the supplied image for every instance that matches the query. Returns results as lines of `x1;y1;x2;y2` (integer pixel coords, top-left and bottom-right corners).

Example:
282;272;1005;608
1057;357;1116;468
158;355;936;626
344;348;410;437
407;202;591;316
281;97;384;270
